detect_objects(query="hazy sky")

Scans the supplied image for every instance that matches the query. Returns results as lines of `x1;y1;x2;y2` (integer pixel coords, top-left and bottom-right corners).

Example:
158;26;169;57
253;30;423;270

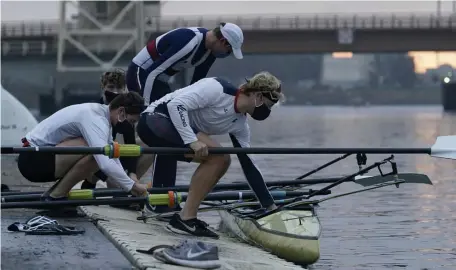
1;1;455;72
1;1;456;21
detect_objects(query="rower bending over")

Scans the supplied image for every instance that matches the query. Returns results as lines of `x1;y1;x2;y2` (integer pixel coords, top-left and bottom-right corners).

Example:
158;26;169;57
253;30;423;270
126;22;244;104
126;23;244;210
137;71;284;238
17;92;149;200
81;69;154;191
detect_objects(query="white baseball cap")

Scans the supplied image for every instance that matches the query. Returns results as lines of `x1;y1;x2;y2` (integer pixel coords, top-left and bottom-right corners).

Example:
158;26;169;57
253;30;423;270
220;23;244;60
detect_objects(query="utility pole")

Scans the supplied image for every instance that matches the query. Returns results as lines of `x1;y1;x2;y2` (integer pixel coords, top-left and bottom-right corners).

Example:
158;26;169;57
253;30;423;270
437;0;441;18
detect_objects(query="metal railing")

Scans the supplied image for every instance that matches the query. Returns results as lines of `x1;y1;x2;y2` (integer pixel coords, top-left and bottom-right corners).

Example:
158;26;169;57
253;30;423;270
1;40;56;56
2;13;455;38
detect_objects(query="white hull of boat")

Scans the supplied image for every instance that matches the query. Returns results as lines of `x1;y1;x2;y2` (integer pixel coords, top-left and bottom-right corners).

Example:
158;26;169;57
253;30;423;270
1;85;38;146
217;206;321;266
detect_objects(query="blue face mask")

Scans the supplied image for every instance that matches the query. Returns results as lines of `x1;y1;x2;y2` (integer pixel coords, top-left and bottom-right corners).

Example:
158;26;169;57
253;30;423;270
213;51;231;58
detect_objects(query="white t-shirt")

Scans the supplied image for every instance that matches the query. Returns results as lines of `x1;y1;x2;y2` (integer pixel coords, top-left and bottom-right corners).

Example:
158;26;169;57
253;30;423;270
143;77;250;146
25;103;135;191
143;77;275;207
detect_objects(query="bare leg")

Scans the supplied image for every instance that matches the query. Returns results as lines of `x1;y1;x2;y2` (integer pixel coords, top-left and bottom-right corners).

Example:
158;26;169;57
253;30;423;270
135;136;155;185
53;138;91;178
179;133;231;220
51;155;99;197
106;180;119;189
49;138;100;198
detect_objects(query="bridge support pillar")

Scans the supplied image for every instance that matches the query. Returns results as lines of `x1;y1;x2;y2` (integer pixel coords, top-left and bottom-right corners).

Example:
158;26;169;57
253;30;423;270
56;1;147;72
55;0;154;107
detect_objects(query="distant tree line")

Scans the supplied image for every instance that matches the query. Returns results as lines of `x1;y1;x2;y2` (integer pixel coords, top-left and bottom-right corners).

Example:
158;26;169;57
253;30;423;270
369;53;417;89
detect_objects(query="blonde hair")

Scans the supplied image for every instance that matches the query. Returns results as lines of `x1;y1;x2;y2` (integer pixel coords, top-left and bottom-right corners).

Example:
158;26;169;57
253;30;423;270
242;71;285;103
101;68;126;93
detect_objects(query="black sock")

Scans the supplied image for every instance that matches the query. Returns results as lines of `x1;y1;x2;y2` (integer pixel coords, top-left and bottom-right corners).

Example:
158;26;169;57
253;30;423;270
81;180;96;189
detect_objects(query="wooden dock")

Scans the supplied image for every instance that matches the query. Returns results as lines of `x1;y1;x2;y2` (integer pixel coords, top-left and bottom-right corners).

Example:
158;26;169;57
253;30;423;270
79;205;306;270
1;156;306;270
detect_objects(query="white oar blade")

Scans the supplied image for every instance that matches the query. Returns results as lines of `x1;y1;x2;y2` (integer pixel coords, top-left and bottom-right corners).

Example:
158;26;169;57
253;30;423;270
430;135;456;160
354;173;433;187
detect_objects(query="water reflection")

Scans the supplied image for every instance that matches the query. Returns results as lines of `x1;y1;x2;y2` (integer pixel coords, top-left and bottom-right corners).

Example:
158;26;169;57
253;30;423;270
174;106;456;269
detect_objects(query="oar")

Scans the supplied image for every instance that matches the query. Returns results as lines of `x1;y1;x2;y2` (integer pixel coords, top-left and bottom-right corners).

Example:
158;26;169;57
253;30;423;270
1;175;350;198
1;135;455;157
0;184;330;202
1;172;431;199
0;190;311;209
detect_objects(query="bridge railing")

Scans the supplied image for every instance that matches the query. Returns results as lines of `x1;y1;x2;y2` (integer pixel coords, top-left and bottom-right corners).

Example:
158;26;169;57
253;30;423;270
2;13;455;37
145;13;456;31
2;40;56;56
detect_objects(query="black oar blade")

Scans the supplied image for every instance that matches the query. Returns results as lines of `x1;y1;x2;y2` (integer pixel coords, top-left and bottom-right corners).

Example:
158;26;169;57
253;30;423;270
354;173;433;187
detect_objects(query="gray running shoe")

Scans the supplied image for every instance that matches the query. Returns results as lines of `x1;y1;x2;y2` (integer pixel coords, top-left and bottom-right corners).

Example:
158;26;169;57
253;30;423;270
162;239;221;269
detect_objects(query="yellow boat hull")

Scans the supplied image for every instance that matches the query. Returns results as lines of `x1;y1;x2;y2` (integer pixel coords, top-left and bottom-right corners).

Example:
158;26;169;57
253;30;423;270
218;205;321;266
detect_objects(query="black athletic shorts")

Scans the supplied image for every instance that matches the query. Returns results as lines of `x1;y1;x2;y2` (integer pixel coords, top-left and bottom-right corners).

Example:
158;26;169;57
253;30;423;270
137;112;196;163
17;149;57;183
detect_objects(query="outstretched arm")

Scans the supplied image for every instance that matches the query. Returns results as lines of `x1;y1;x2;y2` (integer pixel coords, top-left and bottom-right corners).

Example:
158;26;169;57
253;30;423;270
79;118;135;192
190;55;216;84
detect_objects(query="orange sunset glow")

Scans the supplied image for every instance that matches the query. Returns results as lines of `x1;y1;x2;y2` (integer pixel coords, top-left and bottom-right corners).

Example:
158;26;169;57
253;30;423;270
408;51;456;74
332;51;456;74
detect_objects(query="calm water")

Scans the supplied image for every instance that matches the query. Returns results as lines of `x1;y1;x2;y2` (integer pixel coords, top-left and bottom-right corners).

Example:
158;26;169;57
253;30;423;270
173;106;456;270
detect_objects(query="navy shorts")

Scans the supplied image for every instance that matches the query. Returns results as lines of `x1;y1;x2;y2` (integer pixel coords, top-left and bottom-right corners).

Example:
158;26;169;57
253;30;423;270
126;62;172;103
18;150;56;183
136;112;195;163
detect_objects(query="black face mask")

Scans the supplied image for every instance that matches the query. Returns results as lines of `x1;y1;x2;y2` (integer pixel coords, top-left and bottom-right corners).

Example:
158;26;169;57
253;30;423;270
213;51;231;58
251;104;271;121
104;91;119;104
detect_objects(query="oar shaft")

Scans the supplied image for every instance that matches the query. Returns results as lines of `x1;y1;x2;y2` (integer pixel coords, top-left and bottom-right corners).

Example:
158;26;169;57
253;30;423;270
1;197;144;209
1;145;432;156
0;190;314;209
1;177;338;198
1;187;330;202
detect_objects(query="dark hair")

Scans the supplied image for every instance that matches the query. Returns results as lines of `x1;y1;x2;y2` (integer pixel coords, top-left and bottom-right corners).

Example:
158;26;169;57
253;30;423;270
101;68;126;91
213;22;226;40
109;92;145;114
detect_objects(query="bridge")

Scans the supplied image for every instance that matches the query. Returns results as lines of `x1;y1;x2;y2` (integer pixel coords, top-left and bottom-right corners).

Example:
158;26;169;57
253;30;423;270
2;12;456;61
1;1;454;112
